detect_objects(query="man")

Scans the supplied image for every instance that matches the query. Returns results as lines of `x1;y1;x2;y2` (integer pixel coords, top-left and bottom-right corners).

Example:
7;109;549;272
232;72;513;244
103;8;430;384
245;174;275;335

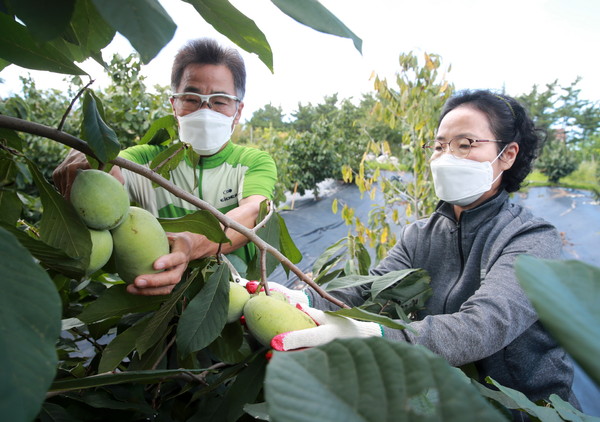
53;38;277;296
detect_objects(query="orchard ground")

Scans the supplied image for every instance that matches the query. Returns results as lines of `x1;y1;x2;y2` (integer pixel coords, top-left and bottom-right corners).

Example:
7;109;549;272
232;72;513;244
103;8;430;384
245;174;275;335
273;178;600;416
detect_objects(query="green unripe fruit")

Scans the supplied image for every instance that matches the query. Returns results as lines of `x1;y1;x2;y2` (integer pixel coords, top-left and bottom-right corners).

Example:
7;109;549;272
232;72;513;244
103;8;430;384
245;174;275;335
257;290;288;302
227;282;251;323
70;169;130;230
111;206;170;284
243;295;317;347
87;228;113;275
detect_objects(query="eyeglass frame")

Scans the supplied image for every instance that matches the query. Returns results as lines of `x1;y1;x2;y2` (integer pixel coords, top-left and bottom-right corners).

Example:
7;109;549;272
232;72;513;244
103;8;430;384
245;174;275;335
422;137;507;159
171;92;241;115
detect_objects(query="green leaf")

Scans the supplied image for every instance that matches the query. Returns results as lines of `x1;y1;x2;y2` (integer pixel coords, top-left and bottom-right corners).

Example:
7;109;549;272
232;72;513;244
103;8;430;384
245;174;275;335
81;90;120;163
98;316;151;372
149;142;186;180
0;227;62;422
312;237;347;275
208;321;248;364
0;126;24;150
91;0;176;64
184;0;273;72
271;0;362;53
0;222;86;277
176;263;229;355
50;368;214;392
328;307;408;330
265;338;505;422
68;0;116;53
78;284;166;324
29;158;91;263
277;213;302;264
139;115;178;145
514;256;600;386
0;188;21;225
0;13;86;74
135;273;197;355
7;0;76;42
159;211;230;244
256;210;281;276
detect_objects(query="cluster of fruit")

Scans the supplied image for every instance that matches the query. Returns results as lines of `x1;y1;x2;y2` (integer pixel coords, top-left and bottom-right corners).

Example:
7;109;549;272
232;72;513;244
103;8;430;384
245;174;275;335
70;169;169;282
227;282;316;347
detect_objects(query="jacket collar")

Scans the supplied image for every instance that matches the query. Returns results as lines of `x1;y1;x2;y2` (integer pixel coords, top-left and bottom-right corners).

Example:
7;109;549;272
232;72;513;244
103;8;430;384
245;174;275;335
436;190;509;227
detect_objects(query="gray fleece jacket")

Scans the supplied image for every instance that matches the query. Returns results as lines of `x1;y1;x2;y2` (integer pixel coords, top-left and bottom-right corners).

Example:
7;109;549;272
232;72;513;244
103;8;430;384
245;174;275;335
307;190;578;406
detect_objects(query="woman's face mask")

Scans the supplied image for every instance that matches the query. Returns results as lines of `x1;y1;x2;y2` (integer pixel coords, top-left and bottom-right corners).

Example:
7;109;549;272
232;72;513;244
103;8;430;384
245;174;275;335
430;146;507;207
177;109;236;156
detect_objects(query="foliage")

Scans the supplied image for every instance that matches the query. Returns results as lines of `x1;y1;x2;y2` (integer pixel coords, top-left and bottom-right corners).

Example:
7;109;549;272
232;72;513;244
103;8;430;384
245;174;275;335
247;103;288;129
334;52;453;262
284;124;338;199
536;141;579;183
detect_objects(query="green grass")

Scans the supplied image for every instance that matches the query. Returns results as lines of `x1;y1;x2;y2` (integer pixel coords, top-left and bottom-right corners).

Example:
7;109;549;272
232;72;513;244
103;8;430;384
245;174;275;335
525;160;599;196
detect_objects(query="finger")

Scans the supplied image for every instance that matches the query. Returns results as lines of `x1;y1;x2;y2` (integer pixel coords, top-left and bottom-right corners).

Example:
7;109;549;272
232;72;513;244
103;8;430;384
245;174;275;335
126;283;174;296
294;303;328;325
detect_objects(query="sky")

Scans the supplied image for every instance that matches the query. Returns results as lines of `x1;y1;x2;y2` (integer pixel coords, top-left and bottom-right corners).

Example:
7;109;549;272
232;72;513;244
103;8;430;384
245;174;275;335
1;0;599;122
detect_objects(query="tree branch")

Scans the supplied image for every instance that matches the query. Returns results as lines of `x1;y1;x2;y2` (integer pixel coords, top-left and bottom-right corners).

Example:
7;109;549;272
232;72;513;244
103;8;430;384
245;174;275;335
0;115;349;309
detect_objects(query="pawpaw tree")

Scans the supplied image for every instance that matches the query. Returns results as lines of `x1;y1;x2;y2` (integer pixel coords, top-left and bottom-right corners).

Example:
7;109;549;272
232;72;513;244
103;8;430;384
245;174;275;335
1;1;599;421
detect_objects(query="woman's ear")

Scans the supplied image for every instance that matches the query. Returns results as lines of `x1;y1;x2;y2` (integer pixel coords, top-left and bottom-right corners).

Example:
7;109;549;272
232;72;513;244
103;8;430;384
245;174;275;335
499;142;519;171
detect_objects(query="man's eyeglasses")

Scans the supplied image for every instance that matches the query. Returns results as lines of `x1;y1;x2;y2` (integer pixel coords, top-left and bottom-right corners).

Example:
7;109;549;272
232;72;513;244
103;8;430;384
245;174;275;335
171;92;241;115
422;137;505;159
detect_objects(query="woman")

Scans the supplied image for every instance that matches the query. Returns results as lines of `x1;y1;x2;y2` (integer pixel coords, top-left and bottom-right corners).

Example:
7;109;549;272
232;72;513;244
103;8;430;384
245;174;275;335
258;90;579;409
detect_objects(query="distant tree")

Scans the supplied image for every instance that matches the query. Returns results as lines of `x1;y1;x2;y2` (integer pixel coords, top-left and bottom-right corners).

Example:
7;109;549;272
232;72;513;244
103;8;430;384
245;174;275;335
248;103;287;129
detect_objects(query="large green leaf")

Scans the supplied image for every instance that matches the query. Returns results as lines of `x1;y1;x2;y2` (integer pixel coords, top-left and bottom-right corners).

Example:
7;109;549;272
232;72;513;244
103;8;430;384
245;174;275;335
98;316;151;373
0;222;86;277
139;115;177;145
514;256;600;386
159;211;230;244
277;213;302;264
271;0;362;53
0;188;21;225
29;158;91;266
265;338;505;422
7;0;76;42
91;0;176;64
0;228;62;422
68;0;116;54
81;90;120;163
77;284;166;324
0;13;85;74
184;0;273;72
50;368;214;392
176;263;229;355
135;273;198;355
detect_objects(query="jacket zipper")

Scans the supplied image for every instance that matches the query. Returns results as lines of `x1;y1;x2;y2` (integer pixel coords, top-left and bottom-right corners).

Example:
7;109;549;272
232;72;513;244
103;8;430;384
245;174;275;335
442;220;465;313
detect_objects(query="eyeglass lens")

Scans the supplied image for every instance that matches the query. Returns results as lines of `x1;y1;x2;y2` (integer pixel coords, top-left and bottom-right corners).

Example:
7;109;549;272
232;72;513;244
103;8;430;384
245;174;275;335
175;93;237;115
427;137;472;158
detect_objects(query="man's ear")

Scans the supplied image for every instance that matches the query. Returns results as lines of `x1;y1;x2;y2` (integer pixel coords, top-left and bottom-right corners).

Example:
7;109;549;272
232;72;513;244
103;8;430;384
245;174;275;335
499;142;519;171
233;102;244;126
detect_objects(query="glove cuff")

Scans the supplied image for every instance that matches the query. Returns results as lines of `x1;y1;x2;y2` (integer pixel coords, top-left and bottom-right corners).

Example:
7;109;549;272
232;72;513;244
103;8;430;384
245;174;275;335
284;289;310;306
355;320;385;338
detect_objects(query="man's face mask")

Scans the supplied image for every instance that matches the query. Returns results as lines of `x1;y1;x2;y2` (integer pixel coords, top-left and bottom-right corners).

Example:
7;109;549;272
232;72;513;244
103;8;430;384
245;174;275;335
178;109;236;156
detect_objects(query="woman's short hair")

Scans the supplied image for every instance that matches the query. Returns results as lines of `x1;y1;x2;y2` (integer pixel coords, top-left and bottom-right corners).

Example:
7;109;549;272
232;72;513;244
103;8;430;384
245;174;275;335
439;89;545;193
171;38;246;100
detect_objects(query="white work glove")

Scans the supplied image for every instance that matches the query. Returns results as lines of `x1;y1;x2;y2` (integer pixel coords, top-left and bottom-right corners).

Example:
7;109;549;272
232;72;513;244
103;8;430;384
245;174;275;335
270;303;384;351
245;280;310;306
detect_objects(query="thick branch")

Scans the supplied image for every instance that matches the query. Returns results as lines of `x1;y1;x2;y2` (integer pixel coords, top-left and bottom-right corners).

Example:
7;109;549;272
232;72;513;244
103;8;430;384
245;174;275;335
0;115;349;309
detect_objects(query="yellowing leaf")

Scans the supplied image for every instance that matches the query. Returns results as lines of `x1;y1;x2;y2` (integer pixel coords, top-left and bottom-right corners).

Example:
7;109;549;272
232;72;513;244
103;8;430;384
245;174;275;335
332;199;338;214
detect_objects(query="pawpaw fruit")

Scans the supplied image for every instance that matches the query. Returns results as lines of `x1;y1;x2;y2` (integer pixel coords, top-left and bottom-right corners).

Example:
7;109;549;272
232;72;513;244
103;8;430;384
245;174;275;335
87;228;113;275
70;169;129;230
111;206;170;284
243;295;317;347
227;282;251;323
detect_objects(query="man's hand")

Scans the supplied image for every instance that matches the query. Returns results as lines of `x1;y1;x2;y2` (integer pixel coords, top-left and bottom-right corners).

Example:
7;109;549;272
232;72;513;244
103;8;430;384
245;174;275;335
270;304;383;351
126;232;195;296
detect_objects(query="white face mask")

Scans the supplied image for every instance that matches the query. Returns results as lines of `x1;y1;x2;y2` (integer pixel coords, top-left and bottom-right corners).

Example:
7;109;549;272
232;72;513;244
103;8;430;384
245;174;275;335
177;109;236;156
430;147;506;206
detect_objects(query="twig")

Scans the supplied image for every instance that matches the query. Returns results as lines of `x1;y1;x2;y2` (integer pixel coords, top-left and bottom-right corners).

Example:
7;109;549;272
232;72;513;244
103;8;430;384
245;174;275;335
252;200;274;232
0;115;349;309
58;79;95;131
151;334;177;370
